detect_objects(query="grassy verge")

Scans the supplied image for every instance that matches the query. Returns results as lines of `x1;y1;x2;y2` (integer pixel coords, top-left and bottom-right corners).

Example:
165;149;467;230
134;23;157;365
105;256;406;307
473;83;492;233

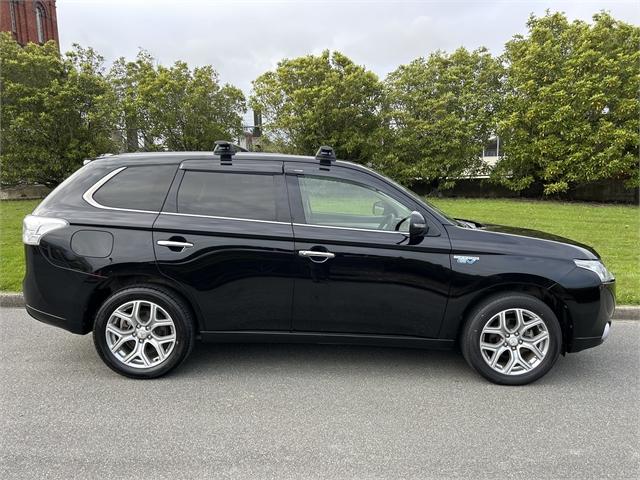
0;200;39;292
0;198;638;303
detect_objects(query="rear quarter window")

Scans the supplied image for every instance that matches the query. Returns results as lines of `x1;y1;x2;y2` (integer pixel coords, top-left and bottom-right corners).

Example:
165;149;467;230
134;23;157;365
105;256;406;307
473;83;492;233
93;165;177;211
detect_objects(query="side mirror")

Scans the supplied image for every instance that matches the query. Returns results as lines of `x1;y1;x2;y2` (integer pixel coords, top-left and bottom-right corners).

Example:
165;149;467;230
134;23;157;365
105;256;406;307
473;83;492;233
372;200;386;216
409;211;428;240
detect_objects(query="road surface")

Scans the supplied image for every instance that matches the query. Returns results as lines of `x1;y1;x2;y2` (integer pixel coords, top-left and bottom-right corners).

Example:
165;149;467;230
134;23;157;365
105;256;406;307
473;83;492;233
1;308;638;479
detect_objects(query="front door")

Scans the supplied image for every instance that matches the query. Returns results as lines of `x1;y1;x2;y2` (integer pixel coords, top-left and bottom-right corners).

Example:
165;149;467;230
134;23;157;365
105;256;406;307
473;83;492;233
287;164;451;338
154;160;295;332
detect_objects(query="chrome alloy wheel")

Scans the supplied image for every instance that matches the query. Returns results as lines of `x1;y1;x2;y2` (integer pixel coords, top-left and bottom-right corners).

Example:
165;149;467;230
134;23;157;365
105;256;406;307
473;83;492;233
105;300;176;369
479;308;550;376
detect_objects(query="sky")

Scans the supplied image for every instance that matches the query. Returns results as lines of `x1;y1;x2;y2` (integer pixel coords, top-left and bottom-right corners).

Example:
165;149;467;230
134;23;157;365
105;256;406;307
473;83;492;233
57;0;639;122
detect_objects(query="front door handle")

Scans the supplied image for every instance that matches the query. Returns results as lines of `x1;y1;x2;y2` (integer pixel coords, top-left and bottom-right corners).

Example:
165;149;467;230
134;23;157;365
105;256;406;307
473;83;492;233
298;250;335;263
157;240;194;249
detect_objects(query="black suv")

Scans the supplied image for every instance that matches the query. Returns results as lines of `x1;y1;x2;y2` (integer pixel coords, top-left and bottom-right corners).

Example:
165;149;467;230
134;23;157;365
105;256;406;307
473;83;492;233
23;143;615;384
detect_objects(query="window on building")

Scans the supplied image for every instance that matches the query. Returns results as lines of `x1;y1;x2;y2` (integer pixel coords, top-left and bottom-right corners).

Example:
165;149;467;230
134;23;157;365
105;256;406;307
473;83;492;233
483;137;502;157
93;166;177;212
9;1;17;34
176;171;279;221
35;3;46;43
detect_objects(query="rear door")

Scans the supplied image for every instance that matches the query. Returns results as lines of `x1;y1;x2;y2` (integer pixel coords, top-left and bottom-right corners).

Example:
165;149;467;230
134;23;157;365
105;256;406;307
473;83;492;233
153;159;295;332
286;163;452;338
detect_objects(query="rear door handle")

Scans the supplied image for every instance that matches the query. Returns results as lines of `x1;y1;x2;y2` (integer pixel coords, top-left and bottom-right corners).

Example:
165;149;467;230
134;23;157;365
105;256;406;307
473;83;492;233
298;250;335;263
157;240;194;249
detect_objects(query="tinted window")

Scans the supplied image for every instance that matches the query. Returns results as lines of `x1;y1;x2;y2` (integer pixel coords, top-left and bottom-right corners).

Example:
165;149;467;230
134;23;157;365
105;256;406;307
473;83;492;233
298;176;411;231
93;165;177;211
177;171;279;221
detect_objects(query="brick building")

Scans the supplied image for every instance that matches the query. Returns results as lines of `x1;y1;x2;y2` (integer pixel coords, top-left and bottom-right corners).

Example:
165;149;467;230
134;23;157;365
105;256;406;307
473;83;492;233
1;0;59;46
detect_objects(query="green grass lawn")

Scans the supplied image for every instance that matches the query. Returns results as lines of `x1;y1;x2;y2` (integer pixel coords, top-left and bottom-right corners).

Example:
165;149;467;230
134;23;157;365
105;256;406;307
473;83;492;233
0;200;39;292
1;197;638;303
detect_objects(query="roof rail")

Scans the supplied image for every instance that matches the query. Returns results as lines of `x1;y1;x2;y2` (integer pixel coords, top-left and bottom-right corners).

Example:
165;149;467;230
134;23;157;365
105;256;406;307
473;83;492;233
83;153;114;165
315;145;336;165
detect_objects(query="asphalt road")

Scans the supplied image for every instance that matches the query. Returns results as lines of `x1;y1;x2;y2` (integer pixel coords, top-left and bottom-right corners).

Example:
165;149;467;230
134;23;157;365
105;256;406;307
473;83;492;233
1;308;638;480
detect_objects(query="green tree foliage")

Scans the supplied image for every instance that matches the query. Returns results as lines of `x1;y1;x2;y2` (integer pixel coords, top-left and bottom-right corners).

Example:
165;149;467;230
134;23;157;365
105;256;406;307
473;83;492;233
110;52;246;152
250;50;384;163
0;33;117;187
382;47;504;189
494;12;640;194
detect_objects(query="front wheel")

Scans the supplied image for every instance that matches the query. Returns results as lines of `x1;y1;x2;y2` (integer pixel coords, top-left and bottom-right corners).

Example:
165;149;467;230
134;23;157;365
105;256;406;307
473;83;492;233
461;293;562;385
93;286;195;379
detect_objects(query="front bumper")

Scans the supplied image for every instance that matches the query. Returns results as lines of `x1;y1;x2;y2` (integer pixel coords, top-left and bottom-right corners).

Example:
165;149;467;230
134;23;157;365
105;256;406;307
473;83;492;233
551;273;615;353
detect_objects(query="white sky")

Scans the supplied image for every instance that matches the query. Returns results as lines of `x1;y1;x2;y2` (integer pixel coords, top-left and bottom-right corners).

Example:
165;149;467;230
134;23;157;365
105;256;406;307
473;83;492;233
57;0;639;122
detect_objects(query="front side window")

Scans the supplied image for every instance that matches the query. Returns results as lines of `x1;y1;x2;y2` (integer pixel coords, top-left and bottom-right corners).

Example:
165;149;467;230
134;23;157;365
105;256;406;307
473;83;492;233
177;171;279;221
298;176;412;232
93;165;177;211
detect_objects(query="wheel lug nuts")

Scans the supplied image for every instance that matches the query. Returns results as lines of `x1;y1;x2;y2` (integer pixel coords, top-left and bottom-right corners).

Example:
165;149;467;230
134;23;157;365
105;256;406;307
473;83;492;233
506;334;510;337
515;332;519;336
519;340;523;344
145;326;149;330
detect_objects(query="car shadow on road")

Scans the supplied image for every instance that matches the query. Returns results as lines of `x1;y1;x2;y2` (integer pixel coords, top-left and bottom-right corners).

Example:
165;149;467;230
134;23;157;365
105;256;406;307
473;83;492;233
167;340;607;386
176;341;473;379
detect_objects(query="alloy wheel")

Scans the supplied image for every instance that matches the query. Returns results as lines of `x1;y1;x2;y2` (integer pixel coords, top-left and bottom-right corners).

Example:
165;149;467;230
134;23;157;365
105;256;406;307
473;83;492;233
479;308;550;375
105;300;177;369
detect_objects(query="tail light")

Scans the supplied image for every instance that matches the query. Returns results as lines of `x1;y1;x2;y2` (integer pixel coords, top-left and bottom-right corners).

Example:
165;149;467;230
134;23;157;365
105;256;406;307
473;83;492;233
22;215;68;246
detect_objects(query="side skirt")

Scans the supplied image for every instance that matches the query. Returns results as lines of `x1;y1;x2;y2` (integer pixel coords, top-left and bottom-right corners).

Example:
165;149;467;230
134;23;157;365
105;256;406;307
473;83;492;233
200;330;455;350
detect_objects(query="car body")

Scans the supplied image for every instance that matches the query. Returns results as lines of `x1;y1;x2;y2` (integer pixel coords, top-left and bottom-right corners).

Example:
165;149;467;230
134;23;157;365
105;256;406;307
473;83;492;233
23;145;616;384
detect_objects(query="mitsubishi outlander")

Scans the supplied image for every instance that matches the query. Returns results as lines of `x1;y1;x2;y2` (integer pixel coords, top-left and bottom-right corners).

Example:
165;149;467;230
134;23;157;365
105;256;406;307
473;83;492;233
22;142;616;384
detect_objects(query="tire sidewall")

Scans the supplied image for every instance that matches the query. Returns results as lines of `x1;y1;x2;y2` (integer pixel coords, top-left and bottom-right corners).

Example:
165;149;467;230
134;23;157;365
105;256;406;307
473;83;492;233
93;287;193;379
463;295;562;386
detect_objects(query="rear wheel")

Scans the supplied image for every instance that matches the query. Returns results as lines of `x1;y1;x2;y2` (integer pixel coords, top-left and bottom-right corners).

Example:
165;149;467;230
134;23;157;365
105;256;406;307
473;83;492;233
93;286;195;379
461;293;562;385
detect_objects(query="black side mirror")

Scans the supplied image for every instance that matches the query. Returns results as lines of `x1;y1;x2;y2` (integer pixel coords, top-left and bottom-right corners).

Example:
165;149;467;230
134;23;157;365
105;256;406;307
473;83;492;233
409;211;428;240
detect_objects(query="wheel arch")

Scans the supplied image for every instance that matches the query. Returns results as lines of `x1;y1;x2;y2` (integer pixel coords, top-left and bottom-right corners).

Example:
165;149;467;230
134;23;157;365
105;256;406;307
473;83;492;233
448;280;573;354
82;273;203;334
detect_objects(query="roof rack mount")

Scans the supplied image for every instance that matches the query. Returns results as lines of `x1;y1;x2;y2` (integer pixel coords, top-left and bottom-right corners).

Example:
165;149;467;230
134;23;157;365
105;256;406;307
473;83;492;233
315;145;336;165
213;140;248;162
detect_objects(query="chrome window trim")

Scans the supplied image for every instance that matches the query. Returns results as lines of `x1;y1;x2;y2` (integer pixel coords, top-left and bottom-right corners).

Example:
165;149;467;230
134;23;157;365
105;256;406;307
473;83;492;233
82;166;160;215
84;168;410;234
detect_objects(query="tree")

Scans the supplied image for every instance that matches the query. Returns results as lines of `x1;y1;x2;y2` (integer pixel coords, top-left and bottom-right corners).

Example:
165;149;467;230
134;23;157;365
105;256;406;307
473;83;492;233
110;54;246;151
494;12;640;194
382;47;503;189
0;33;117;187
250;50;384;163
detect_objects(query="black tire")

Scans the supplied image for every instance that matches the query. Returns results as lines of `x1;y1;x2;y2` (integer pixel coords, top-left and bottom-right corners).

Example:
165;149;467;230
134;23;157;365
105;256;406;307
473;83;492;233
461;293;562;385
93;285;195;379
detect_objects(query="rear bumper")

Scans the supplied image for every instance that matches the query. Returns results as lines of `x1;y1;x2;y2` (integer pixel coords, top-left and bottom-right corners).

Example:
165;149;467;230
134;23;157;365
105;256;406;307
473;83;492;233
23;246;98;335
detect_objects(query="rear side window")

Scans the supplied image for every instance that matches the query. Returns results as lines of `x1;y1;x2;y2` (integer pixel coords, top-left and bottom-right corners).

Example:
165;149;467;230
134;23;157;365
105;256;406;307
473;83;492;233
93;166;177;211
177;171;278;221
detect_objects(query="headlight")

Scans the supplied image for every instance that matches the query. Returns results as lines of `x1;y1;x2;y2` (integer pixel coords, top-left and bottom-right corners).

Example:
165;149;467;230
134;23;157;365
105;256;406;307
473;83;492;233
574;259;615;283
22;215;68;246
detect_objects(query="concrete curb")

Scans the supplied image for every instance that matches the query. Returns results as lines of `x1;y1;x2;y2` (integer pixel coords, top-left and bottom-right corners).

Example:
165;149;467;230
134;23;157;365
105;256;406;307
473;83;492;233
1;291;639;320
0;292;25;308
